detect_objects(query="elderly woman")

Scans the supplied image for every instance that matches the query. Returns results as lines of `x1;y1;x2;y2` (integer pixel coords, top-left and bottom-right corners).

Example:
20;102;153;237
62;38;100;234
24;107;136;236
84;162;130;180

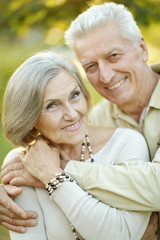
2;51;151;240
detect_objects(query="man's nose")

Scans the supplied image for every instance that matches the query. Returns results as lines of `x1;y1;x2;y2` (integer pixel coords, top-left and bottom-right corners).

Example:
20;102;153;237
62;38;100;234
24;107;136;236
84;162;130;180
99;61;115;84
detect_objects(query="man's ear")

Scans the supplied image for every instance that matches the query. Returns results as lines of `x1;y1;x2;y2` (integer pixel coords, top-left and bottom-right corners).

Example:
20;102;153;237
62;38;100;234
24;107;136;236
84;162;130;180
139;37;148;62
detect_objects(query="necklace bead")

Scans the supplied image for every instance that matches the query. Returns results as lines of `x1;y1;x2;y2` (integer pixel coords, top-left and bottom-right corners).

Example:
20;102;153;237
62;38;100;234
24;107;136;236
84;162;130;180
72;129;94;239
80;129;94;163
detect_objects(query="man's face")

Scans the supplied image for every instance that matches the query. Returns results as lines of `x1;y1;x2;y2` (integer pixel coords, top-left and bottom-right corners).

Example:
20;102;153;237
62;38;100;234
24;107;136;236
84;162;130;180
74;23;148;108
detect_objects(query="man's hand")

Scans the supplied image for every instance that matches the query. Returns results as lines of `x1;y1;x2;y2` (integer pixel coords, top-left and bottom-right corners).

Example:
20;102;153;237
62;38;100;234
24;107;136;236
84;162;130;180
20;138;62;185
141;212;158;240
1;156;44;188
0;184;38;232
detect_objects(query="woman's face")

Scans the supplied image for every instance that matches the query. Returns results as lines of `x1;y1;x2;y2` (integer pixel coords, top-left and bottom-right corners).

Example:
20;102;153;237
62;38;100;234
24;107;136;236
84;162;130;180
35;69;88;146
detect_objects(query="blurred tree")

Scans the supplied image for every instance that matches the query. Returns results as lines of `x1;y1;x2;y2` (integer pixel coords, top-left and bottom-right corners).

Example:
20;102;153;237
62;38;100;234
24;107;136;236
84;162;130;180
115;0;160;25
0;0;160;115
0;0;160;45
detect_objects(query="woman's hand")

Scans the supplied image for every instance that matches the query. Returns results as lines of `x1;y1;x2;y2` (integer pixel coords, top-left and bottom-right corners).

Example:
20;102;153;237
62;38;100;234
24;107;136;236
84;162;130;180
20;138;62;185
1;156;44;188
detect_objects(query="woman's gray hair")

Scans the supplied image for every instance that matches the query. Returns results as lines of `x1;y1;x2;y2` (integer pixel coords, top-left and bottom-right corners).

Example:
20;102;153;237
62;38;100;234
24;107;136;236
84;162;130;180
2;51;91;147
65;2;142;49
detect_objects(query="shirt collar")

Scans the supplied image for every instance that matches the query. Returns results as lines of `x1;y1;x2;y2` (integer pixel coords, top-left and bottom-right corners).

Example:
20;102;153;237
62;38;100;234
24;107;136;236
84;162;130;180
149;78;160;109
112;103;138;126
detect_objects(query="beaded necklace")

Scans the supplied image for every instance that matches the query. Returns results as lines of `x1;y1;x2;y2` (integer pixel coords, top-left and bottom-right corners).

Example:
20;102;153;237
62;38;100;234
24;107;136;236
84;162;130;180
80;129;94;163
71;129;94;240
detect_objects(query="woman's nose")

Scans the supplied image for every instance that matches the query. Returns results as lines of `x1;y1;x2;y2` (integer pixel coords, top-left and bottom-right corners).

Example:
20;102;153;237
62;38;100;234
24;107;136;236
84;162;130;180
63;104;77;120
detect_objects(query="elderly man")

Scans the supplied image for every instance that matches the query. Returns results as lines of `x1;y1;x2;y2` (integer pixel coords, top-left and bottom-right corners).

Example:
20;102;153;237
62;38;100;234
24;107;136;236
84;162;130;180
0;2;160;239
64;1;160;204
63;2;160;238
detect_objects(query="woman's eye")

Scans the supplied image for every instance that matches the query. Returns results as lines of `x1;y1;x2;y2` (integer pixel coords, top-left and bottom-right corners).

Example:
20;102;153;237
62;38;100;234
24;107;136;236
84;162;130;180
46;102;57;110
71;91;81;100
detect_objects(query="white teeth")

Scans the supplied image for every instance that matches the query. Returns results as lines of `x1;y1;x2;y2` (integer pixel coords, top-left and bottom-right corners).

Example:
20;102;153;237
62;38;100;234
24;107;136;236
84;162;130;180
108;78;126;90
64;121;79;130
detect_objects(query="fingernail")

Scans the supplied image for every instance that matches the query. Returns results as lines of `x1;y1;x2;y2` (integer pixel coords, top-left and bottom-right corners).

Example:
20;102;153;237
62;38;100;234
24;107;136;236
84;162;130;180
31;219;37;225
19;227;26;233
21;213;27;218
32;213;38;218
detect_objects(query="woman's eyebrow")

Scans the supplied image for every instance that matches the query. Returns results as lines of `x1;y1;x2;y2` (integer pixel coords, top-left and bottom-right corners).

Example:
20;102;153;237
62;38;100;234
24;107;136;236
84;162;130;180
44;98;59;105
43;85;79;105
70;85;79;93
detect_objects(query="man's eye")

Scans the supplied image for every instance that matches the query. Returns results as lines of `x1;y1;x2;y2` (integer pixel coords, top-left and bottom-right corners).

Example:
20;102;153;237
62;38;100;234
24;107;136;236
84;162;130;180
109;53;121;62
109;53;118;59
87;64;95;70
111;53;122;58
86;64;97;73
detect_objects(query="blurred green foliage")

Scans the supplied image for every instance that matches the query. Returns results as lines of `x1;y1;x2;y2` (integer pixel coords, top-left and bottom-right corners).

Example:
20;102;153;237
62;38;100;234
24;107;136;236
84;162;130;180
0;0;160;239
0;0;160;114
0;0;160;40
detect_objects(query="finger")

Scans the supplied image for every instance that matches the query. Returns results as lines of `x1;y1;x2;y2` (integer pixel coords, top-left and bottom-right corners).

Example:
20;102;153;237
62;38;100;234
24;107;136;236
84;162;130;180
2;199;27;219
0;203;38;220
0;205;18;219
10;177;45;188
1;215;38;233
10;177;27;186
1;162;22;179
1;156;21;170
0;205;38;219
21;210;38;219
0;215;38;227
1;221;26;233
1;170;23;185
0;185;22;197
0;185;27;218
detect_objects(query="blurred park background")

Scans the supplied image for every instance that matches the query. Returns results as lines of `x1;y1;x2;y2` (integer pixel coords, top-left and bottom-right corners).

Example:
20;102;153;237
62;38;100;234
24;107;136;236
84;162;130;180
0;0;160;239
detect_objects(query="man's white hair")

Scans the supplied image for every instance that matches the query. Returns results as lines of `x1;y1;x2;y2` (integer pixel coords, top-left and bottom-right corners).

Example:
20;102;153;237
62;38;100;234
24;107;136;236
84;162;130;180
65;2;142;49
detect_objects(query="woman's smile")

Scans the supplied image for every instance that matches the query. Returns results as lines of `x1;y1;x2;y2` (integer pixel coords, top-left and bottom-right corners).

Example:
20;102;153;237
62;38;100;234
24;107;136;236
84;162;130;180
62;120;81;131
